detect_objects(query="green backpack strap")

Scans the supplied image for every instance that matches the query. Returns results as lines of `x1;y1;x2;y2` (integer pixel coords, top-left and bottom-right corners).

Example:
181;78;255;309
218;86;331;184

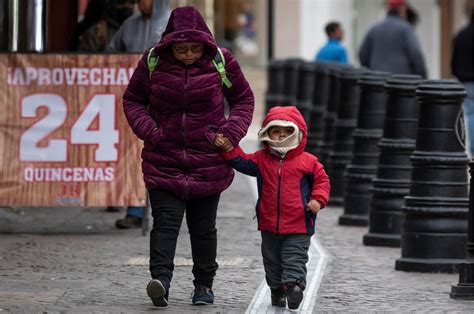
147;47;159;79
212;47;233;88
147;46;232;89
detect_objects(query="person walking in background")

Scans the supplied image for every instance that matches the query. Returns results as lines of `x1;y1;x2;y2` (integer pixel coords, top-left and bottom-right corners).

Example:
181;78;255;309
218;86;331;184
215;106;330;310
108;0;170;52
122;6;254;307
452;1;474;156
315;21;348;64
111;0;170;229
76;0;134;51
359;0;427;78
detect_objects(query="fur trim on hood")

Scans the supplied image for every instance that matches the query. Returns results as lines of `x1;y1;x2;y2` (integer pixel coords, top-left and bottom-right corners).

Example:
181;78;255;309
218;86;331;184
258;120;302;157
260;106;308;159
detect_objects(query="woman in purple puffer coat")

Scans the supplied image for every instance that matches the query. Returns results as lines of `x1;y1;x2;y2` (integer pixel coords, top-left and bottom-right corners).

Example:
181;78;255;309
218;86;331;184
122;6;254;308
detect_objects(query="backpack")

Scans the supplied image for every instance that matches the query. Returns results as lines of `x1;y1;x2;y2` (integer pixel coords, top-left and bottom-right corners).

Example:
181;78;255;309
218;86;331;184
146;46;232;88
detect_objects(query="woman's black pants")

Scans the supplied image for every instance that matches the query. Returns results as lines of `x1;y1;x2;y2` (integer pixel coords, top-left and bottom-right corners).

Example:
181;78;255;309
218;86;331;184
148;189;220;288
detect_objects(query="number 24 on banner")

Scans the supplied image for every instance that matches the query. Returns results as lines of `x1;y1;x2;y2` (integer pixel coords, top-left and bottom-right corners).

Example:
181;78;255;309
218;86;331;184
20;93;119;162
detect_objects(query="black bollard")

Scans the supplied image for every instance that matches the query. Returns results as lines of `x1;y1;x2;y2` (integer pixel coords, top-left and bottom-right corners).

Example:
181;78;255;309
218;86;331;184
328;66;362;207
265;59;286;114
318;64;344;168
363;74;423;245
307;62;332;155
341;71;390;226
395;80;469;273
295;62;317;123
450;159;474;299
280;58;304;107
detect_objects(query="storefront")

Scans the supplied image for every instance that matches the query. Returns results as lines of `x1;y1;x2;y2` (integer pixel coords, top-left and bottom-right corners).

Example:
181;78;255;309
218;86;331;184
0;0;269;66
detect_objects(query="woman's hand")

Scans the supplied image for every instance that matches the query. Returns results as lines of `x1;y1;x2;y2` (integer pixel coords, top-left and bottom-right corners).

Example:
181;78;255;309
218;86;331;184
215;133;235;152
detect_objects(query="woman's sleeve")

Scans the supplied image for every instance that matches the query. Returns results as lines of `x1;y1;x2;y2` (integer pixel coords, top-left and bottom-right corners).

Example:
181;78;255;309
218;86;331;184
219;48;255;147
310;159;330;208
122;51;158;141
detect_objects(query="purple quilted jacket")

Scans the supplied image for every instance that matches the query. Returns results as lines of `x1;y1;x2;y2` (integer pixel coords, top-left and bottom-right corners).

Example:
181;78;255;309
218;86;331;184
123;6;255;199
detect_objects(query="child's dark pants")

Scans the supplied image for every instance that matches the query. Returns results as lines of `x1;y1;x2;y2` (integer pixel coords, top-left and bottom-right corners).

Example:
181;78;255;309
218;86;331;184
148;189;220;288
261;232;311;289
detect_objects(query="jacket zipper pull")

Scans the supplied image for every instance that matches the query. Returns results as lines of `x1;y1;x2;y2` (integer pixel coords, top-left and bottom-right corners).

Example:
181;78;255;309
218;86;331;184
278;159;283;176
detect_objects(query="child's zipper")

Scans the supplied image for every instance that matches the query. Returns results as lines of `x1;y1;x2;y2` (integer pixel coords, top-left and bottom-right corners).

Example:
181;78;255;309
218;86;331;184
276;158;283;233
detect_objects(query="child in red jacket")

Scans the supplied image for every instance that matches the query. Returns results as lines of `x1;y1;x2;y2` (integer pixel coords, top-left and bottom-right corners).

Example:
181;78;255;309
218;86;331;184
215;106;330;310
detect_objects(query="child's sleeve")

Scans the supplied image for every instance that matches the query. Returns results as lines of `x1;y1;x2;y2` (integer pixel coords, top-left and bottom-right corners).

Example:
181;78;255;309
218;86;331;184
222;146;259;177
310;160;330;208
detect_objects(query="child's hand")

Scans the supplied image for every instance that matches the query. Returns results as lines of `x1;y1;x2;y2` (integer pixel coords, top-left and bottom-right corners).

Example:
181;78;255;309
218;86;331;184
307;200;322;214
215;133;234;152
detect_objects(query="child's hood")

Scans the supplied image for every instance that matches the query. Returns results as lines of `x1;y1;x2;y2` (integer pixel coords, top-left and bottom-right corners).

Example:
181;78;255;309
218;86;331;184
154;6;218;64
260;106;308;157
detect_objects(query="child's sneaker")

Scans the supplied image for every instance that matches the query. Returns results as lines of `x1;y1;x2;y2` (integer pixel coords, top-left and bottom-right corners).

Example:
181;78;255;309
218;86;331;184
192;285;214;305
270;288;286;307
146;279;168;307
285;281;305;310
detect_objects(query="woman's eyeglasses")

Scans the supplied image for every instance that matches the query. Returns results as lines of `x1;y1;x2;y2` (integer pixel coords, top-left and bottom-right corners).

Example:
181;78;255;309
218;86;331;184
172;44;204;54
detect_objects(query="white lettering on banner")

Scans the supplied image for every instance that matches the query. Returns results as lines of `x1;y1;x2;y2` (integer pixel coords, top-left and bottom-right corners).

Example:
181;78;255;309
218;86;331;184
38;67;51;85
70;94;119;161
6;67;135;86
24;167;115;182
20;94;68;162
20;94;119;162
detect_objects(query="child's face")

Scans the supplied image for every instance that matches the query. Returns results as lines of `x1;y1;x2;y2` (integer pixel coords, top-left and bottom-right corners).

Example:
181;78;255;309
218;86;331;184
268;126;294;141
172;42;204;65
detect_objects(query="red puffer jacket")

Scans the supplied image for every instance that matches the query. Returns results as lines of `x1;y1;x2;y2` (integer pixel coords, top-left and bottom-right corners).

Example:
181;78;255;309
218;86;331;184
223;106;330;234
123;7;254;199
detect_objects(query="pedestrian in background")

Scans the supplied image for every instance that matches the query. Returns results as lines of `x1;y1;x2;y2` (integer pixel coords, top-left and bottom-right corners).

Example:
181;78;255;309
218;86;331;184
315;21;348;64
76;0;134;51
359;0;427;78
111;0;170;229
452;1;474;156
122;6;254;307
108;0;170;53
215;106;330;310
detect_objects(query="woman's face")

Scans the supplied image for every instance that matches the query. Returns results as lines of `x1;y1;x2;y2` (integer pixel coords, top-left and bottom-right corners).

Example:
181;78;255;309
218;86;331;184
172;42;204;65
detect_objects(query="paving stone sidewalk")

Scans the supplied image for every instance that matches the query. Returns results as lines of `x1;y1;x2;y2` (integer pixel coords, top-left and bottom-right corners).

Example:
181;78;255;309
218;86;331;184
2;142;474;313
314;206;474;312
0;169;265;313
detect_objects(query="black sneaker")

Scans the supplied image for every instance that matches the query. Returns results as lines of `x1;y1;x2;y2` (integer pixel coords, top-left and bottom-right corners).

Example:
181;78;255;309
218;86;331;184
147;279;168;307
115;215;142;229
285;281;304;310
192;285;214;305
270;288;286;307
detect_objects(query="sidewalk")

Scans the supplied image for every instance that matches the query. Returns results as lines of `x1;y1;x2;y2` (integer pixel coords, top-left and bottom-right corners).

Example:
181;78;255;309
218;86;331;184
1;141;473;313
0;168;265;313
1;66;473;313
315;205;473;312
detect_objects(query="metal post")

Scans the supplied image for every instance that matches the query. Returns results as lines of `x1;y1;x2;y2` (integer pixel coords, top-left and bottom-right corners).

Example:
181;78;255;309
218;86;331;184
26;0;45;52
451;159;474;299
267;0;273;60
8;0;19;51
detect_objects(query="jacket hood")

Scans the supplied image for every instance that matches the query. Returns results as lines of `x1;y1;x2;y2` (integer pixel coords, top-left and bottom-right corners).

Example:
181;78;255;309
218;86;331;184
155;6;217;64
260;106;308;157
